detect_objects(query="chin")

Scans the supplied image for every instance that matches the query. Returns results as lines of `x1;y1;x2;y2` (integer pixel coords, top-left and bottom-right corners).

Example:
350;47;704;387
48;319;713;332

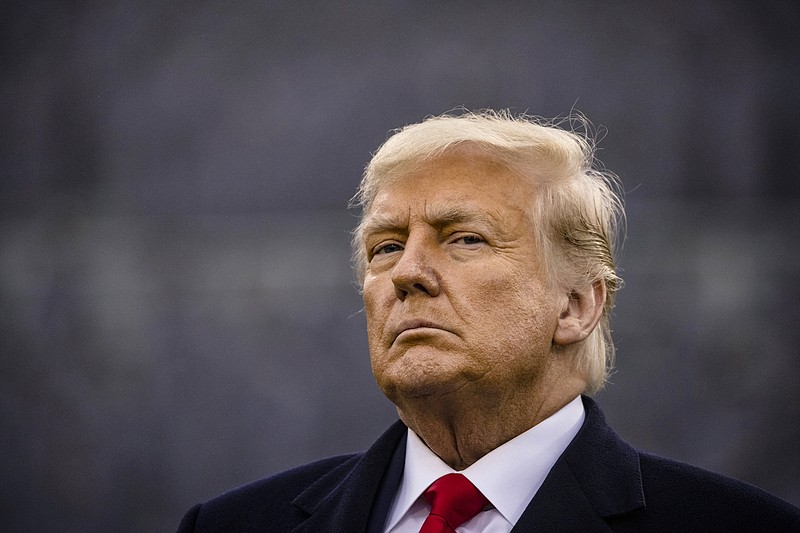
373;346;472;399
378;368;467;402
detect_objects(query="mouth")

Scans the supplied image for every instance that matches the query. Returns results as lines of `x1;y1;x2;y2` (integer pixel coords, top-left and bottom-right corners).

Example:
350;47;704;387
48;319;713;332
391;319;449;343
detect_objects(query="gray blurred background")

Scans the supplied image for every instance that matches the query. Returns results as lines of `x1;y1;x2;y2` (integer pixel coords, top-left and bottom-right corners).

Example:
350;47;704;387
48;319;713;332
2;1;799;531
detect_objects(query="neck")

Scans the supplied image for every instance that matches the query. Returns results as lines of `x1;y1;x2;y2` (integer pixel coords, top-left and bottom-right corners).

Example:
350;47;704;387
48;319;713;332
395;375;586;470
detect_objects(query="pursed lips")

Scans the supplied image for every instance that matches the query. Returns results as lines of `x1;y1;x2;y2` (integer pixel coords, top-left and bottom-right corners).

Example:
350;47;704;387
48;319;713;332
391;319;449;344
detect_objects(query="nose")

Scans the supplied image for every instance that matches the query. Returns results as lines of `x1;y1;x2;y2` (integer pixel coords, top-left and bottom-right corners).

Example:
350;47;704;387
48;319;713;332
391;235;441;300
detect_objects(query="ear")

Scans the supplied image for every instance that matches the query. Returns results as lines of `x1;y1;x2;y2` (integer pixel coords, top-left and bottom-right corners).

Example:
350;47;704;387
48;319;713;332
553;281;606;347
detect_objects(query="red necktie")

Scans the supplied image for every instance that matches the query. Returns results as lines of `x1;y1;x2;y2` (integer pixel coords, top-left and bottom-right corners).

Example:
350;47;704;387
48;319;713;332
419;473;490;533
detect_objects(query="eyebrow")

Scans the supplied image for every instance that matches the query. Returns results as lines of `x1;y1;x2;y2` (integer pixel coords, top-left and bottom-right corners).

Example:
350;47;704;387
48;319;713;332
360;204;499;237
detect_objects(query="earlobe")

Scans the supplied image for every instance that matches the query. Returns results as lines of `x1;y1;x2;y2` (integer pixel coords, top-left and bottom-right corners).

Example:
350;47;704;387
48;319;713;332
553;281;606;347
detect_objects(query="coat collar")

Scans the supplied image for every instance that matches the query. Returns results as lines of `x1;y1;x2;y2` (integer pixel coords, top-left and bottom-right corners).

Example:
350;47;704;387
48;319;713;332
289;420;407;533
289;396;644;532
512;395;645;531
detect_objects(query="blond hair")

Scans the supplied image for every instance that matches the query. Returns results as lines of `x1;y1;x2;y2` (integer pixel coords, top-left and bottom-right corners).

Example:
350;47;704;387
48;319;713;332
351;110;624;394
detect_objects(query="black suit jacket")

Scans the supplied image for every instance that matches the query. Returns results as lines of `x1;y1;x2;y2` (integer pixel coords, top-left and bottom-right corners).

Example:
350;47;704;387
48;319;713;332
177;397;800;532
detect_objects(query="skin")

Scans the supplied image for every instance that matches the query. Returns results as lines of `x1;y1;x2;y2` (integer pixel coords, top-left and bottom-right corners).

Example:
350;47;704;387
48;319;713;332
361;152;605;470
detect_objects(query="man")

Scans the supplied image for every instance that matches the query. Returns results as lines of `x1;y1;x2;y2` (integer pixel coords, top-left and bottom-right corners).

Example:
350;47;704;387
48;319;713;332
178;110;800;531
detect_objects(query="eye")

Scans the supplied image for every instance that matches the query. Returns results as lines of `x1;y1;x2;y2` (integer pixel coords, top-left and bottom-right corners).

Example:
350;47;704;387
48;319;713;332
453;234;484;246
373;242;404;255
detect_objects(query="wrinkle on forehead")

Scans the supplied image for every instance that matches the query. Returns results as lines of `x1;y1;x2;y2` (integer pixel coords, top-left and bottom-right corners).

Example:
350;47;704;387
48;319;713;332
362;194;526;239
358;152;540;257
366;149;525;205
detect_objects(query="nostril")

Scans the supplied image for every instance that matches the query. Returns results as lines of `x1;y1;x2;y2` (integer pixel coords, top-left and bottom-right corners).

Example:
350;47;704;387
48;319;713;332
393;285;408;301
413;283;429;295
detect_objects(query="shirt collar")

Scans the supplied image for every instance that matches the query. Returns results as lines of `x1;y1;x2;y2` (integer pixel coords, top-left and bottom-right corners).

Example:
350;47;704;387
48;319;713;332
383;395;585;530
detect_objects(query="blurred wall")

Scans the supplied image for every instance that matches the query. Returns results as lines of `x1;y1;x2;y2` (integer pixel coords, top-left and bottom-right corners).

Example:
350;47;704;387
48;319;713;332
1;1;798;531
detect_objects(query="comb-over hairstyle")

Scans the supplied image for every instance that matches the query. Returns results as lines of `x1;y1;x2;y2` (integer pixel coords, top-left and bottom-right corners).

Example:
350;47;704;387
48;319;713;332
351;110;624;394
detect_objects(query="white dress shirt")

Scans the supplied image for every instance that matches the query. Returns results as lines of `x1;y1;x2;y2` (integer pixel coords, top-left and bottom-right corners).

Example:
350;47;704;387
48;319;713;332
382;395;585;533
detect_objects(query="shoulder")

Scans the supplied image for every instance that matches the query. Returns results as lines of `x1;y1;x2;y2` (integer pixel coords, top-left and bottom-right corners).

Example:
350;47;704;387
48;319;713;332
637;451;796;508
215;453;362;505
576;397;800;530
176;420;409;532
177;453;362;532
627;452;800;530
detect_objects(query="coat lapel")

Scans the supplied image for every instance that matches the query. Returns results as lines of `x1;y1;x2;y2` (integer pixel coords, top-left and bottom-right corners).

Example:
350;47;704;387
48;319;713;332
512;396;645;531
287;397;643;532
512;458;613;532
289;420;407;533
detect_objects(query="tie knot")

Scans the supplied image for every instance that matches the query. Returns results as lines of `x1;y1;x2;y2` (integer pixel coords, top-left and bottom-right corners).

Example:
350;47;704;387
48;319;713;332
420;473;490;532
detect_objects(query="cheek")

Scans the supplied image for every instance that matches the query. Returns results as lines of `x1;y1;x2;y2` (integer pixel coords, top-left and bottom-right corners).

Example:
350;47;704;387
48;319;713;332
465;271;557;350
362;277;391;348
362;273;380;311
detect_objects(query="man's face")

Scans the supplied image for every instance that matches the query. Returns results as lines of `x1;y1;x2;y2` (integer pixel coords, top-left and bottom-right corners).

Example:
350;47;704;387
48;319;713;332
361;153;562;405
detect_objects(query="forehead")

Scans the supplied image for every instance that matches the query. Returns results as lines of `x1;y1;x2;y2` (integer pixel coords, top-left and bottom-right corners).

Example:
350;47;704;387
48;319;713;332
362;153;534;232
370;153;532;210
